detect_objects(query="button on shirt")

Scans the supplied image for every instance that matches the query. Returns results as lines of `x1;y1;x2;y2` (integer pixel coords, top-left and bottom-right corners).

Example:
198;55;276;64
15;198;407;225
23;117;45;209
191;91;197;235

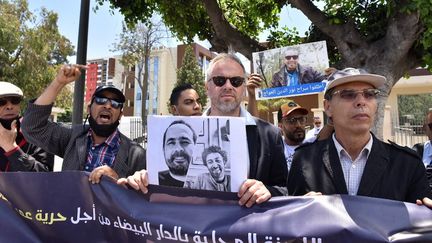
422;140;432;167
84;129;121;172
333;134;373;195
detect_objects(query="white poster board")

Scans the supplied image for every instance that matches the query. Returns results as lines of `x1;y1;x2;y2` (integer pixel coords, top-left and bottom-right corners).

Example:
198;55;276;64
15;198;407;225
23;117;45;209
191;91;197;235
147;115;248;192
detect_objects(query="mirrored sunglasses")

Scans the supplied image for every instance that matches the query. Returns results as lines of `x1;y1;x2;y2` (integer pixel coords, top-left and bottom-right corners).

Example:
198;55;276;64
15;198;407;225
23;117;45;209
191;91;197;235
331;88;380;100
210;76;245;88
0;96;22;106
93;96;123;109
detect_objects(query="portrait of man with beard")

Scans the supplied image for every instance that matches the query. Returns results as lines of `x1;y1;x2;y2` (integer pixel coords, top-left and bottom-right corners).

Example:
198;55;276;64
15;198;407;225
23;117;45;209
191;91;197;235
160;120;197;187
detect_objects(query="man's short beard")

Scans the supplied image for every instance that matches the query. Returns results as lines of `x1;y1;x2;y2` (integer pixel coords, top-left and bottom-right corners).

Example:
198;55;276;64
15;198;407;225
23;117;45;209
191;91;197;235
214;100;241;114
286;130;305;144
167;151;191;176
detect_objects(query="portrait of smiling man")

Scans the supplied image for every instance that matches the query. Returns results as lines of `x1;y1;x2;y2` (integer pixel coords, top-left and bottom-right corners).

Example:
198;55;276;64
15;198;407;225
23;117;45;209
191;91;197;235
22;64;146;183
159;120;197;187
185;145;230;192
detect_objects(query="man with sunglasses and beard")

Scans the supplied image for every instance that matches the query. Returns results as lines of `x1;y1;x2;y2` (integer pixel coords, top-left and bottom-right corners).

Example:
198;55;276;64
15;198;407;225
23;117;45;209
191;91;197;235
159;120;196;187
287;68;432;208
0;82;53;172
21;64;146;183
118;53;287;208
277;101;309;172
272;48;325;87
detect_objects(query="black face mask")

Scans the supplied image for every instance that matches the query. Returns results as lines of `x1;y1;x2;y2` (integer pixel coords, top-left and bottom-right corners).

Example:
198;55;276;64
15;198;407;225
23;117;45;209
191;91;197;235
88;115;119;137
0;116;20;130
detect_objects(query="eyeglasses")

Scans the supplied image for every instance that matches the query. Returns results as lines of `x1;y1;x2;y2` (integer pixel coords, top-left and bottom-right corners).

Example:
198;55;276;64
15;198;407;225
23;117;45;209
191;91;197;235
93;96;123;109
331;88;380;100
285;55;298;60
209;76;245;88
428;123;432;130
283;116;307;125
0;97;22;106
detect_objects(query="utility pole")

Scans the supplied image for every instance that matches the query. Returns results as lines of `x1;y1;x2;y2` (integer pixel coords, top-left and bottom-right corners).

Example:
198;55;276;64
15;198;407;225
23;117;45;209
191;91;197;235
72;0;90;125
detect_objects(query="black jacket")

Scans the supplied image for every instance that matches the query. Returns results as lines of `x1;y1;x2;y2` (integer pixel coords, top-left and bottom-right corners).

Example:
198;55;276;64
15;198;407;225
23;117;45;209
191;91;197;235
288;134;431;203
0;131;54;172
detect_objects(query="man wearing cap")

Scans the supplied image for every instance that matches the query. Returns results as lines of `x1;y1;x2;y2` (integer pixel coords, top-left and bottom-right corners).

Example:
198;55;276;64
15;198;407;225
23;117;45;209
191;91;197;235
288;68;432;206
21;64;146;183
272;48;325;87
277;101;309;171
0;82;53;172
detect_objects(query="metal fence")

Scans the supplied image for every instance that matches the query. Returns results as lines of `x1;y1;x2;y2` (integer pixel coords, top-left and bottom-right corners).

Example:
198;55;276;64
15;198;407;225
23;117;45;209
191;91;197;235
118;116;147;148
392;114;427;147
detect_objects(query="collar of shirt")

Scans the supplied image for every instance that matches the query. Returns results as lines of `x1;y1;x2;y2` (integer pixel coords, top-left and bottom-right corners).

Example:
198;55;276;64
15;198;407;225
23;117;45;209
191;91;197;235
87;129;121;148
202;106;256;126
423;140;432;165
332;133;373;161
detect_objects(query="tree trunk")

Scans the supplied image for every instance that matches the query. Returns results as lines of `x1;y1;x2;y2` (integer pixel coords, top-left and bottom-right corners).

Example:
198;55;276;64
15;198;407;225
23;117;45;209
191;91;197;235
141;53;150;128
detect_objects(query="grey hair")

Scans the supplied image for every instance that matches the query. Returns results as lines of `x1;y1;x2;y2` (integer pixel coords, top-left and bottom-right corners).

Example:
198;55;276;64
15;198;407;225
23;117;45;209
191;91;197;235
206;53;246;80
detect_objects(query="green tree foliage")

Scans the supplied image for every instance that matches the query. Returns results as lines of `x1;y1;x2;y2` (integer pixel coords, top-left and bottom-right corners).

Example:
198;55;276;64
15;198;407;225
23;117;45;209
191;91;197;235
173;45;207;112
98;0;432;136
0;0;74;109
398;94;432;122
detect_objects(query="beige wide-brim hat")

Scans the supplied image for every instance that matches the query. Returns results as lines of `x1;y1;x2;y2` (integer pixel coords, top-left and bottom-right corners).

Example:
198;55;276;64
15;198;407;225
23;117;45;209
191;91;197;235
0;81;23;98
324;68;386;95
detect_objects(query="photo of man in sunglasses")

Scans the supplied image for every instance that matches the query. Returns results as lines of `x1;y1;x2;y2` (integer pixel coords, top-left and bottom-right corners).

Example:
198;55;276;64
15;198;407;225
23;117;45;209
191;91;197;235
21;64;146;183
0;81;54;172
271;48;325;87
287;68;432;208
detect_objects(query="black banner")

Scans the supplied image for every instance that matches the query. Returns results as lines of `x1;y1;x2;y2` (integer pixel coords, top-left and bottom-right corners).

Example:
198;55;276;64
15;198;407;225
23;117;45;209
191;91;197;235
0;172;431;242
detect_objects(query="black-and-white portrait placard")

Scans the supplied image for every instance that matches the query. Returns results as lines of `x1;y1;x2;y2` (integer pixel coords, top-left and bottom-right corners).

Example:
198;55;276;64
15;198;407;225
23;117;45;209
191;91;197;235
147;115;248;192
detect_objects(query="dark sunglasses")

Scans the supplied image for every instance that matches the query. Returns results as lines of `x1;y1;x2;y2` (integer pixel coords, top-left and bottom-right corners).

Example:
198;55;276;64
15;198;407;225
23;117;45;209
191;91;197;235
285;55;299;60
209;76;245;88
93;96;123;109
428;123;432;130
283;116;307;125
0;96;22;106
331;88;380;100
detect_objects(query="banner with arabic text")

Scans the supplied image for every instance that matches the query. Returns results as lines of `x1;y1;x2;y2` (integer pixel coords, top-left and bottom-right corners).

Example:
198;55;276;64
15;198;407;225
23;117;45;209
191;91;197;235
0;172;431;243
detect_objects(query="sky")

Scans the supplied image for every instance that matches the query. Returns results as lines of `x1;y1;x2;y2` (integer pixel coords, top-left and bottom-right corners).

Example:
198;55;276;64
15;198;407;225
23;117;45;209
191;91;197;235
27;1;312;64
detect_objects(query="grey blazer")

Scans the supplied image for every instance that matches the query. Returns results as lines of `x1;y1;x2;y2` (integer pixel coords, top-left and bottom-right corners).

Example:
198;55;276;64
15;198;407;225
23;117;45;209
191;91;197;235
21;102;146;177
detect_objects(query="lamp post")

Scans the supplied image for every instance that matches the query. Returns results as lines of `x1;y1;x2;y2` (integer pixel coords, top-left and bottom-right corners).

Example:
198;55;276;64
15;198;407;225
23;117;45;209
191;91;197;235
72;0;90;125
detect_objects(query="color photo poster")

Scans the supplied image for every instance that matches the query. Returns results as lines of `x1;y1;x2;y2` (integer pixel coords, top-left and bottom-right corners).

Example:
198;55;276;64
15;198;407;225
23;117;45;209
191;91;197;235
147;115;248;193
253;40;330;99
